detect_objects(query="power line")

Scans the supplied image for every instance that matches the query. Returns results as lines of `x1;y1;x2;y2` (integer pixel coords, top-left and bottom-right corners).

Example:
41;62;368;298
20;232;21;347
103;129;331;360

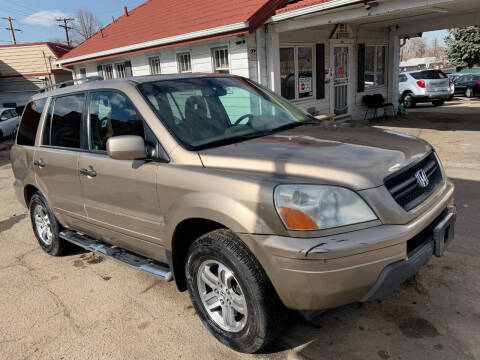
55;17;74;47
2;16;21;44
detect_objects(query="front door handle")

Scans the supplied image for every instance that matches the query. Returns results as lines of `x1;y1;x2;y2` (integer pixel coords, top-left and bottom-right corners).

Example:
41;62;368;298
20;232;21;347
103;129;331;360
33;160;45;168
80;168;97;177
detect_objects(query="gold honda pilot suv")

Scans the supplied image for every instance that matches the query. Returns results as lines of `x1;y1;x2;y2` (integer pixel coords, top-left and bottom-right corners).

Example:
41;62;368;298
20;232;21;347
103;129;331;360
11;74;456;353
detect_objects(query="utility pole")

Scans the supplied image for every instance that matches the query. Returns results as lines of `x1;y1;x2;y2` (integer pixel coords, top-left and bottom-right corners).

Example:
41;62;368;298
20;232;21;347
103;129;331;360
56;17;74;47
2;16;21;44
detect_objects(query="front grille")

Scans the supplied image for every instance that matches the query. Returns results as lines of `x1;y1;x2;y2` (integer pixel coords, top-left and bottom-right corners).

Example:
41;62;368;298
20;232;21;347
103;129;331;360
385;152;443;211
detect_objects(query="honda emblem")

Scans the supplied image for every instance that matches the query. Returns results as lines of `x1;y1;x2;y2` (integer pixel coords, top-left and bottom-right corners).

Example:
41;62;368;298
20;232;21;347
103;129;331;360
415;169;429;188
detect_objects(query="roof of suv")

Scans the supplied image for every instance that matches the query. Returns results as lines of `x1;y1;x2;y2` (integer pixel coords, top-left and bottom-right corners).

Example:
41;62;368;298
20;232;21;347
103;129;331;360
31;73;236;101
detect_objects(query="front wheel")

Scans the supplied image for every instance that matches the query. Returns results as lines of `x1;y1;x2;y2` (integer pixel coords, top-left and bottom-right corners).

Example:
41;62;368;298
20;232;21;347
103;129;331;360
432;100;445;106
402;93;416;108
185;229;286;353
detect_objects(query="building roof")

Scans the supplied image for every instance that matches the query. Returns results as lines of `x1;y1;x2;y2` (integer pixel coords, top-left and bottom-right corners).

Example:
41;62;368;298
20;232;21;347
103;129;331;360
58;0;288;65
0;42;71;59
272;0;371;20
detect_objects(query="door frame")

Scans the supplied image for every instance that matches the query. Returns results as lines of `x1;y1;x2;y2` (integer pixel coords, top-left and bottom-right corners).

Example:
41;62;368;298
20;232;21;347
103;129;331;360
329;40;354;116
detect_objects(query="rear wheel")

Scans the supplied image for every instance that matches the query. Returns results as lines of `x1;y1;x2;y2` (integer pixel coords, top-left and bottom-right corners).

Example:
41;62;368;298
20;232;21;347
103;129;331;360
465;87;474;98
402;92;416;108
432;100;445;106
29;193;67;256
185;229;286;353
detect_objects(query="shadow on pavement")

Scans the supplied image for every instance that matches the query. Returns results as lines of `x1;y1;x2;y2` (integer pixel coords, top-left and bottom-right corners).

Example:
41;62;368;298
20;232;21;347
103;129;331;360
372;100;480;132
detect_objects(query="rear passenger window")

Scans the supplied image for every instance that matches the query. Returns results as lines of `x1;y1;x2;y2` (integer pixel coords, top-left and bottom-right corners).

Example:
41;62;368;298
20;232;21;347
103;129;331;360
17;98;47;146
48;94;84;148
88;91;145;151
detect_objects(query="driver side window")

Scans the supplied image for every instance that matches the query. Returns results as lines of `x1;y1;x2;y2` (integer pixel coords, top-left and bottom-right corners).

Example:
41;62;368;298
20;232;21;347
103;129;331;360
88;91;145;151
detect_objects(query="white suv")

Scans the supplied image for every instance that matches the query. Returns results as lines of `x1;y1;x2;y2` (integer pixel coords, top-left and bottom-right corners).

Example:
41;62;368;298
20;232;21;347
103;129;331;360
399;70;451;108
0;107;20;141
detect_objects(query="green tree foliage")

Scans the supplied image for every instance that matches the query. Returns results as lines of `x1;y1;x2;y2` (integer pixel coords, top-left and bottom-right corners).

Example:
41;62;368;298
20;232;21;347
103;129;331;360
445;26;480;69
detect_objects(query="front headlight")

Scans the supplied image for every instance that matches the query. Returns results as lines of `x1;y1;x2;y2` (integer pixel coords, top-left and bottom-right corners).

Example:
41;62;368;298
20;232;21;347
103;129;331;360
274;184;377;231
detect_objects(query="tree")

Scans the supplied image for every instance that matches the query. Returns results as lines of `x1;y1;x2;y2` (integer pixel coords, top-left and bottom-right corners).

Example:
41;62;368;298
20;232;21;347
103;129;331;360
72;8;102;43
401;37;427;61
445;26;480;69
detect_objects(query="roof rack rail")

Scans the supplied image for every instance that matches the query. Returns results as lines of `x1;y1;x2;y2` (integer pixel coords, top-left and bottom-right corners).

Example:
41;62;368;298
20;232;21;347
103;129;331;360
38;76;104;93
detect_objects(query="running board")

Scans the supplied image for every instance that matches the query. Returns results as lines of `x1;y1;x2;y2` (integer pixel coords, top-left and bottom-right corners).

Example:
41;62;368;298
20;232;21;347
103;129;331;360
59;230;173;282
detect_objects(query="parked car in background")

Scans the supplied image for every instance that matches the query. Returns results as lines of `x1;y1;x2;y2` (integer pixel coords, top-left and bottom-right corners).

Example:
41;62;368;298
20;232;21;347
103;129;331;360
452;74;480;98
0;108;20;141
11;75;457;353
399;70;451;108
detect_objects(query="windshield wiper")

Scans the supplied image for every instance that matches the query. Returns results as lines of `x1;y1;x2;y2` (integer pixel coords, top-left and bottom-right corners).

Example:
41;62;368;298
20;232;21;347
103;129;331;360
194;133;266;151
195;120;320;151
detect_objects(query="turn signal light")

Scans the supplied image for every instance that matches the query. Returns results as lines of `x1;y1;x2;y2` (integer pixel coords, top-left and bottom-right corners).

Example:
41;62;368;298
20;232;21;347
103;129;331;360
416;80;426;88
277;207;319;230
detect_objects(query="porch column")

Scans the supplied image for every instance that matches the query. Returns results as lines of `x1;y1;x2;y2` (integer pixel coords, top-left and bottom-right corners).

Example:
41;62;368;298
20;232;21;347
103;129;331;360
388;31;400;109
266;25;281;94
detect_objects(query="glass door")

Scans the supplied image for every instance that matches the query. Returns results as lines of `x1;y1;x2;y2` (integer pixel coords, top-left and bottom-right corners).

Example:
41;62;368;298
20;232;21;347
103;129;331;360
333;46;350;115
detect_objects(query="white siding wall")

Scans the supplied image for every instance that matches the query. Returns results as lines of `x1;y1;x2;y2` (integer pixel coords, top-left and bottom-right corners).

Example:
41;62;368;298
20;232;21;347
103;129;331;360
74;34;254;80
277;26;391;120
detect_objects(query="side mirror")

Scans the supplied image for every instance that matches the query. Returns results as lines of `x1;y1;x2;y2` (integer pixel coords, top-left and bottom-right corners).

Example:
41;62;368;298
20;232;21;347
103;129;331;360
0;115;8;121
106;135;147;161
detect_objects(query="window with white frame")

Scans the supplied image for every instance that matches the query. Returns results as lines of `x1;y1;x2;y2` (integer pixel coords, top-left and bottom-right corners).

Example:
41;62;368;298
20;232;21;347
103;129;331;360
177;52;192;73
280;45;314;100
79;68;86;79
212;47;229;74
115;63;126;78
103;64;114;79
364;45;386;89
149;56;161;75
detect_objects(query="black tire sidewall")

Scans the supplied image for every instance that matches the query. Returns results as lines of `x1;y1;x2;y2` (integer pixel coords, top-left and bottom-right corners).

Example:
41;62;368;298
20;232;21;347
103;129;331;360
29;193;64;256
185;231;281;353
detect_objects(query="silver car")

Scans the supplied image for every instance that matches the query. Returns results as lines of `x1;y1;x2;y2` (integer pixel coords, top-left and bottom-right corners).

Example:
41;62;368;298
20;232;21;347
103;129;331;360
0;107;20;141
399;70;451;108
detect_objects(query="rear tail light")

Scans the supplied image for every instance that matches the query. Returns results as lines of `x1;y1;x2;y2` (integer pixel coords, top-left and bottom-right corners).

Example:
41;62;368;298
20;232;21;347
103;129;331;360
476;81;480;85
416;80;426;88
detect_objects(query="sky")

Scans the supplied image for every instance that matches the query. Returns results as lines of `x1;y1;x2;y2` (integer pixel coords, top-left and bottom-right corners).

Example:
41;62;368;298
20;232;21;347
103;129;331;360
423;30;449;46
0;0;145;45
1;0;452;46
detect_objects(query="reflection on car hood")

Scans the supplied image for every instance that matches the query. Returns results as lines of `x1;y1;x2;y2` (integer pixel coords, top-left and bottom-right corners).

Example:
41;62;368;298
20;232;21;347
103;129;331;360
198;124;432;190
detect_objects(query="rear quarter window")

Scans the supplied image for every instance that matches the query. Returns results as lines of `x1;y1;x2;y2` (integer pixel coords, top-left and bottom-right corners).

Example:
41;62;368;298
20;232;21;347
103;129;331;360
410;70;447;80
16;98;47;146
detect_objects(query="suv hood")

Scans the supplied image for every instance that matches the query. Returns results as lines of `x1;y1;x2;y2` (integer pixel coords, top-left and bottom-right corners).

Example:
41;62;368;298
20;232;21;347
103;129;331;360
198;124;432;190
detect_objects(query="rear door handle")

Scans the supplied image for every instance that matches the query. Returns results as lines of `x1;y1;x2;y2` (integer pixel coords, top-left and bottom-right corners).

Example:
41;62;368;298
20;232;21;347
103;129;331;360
33;160;45;168
80;168;97;177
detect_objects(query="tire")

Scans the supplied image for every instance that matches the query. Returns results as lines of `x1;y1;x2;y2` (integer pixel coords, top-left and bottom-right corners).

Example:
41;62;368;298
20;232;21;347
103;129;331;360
29;193;67;256
432;100;445;106
185;229;286;353
465;87;474;98
0;130;3;142
402;92;416;108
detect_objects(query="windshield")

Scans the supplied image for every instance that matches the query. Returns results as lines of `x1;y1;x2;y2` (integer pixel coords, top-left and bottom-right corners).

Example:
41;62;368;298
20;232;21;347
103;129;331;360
410;70;447;80
138;77;313;150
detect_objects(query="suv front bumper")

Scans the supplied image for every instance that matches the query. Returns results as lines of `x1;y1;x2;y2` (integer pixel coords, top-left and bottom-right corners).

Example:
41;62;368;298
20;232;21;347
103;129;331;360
238;181;455;310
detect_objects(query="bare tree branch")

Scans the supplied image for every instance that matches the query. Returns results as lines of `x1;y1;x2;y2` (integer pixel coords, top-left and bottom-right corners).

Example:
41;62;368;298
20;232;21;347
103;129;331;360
72;8;102;43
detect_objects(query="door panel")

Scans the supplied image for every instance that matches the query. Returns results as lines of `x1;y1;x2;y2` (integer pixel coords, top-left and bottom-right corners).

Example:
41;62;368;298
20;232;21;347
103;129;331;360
78;153;163;245
333;46;350;115
34;148;85;226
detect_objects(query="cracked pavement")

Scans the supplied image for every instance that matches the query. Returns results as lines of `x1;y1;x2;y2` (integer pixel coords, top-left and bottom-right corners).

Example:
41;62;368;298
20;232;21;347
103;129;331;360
0;99;479;359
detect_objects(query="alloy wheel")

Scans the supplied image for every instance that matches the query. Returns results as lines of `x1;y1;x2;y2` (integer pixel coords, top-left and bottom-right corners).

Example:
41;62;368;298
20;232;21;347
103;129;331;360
196;259;248;333
34;205;53;246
